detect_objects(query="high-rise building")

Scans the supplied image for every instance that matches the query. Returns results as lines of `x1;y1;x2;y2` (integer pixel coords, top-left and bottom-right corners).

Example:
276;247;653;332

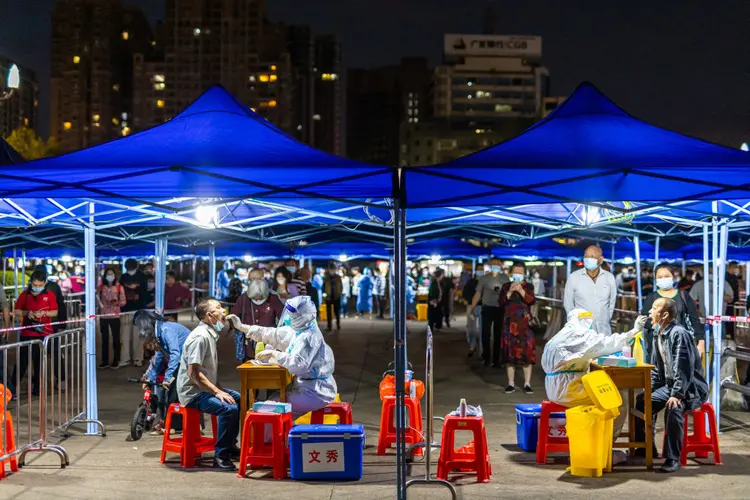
153;0;292;131
50;0;154;152
286;25;315;144
0;56;39;137
313;35;343;155
347;58;432;165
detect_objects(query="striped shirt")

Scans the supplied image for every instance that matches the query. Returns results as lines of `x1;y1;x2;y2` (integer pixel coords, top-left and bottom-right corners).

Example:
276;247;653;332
291;277;308;296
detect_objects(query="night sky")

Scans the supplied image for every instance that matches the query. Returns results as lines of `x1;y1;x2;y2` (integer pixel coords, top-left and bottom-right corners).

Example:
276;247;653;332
1;0;748;147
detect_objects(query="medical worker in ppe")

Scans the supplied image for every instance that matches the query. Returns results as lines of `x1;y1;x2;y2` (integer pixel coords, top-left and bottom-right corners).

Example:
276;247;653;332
356;268;374;317
227;295;337;417
542;308;647;407
215;260;233;301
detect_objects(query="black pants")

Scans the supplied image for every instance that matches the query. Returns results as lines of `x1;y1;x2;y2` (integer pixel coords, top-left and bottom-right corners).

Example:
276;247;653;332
635;386;686;461
481;306;504;365
441;301;451;327
100;318;121;366
11;334;42;393
376;295;386;318
326;298;341;330
428;303;443;330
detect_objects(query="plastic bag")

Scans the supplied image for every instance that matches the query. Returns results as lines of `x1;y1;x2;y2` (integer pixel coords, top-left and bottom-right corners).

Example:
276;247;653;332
379;374;425;400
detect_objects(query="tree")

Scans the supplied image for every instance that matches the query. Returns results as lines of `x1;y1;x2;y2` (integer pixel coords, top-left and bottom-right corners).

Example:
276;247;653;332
4;126;58;160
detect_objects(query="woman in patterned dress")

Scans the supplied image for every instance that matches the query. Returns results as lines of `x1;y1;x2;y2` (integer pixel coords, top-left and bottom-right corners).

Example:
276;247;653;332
498;261;536;395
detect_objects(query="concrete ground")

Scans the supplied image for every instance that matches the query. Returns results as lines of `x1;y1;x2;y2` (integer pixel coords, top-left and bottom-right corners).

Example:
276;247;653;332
3;315;750;499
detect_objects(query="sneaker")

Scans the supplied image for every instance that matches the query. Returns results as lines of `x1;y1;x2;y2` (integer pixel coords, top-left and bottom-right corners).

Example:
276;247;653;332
133;360;143;368
113;361;129;370
523;385;534;395
504;385;516;394
98;363;109;369
467;349;475;358
658;459;681;473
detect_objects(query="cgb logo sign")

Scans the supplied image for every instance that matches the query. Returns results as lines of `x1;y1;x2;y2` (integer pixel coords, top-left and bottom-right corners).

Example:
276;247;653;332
444;34;542;58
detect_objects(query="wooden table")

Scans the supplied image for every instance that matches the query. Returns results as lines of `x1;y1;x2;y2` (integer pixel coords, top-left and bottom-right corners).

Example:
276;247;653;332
591;364;654;469
237;362;293;424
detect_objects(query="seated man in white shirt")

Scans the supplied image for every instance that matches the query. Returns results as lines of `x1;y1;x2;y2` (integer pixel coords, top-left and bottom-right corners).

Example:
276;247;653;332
564;245;617;335
177;299;240;471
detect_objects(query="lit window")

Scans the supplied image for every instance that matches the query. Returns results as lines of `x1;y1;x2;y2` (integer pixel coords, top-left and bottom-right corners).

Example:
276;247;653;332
34;99;38;107
92;114;100;122
121;127;131;136
297;124;303;131
409;92;414;98
193;28;201;36
249;75;256;83
73;56;81;64
93;122;100;127
63;121;72;130
151;41;156;46
270;74;277;82
112;117;120;125
467;81;473;87
408;100;413;106
112;84;120;92
268;100;277;108
121;112;128;120
154;82;165;90
408;109;413;116
270;65;277;71
414;117;418;123
122;31;129;40
259;74;269;83
408;118;414;123
156;99;165;108
495;104;512;112
154;74;165;83
23;117;29;126
313;114;321;121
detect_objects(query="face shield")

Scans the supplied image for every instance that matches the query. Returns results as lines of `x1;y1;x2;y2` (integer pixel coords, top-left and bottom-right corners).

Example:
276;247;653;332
278;295;318;330
566;309;595;330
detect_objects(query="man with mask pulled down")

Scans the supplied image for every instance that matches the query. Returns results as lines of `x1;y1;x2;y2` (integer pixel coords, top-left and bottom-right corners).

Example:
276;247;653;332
227;295;337;419
231;269;284;361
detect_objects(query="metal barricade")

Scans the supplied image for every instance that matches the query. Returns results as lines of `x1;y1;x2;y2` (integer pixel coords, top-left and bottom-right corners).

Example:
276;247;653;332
17;328;106;467
721;347;750;398
64;299;83;321
0;338;64;469
405;327;457;499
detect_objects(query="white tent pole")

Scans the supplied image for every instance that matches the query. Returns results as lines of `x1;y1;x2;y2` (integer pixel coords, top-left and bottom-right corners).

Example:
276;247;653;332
634;235;643;311
84;202;99;434
13;247;18;300
154;238;168;314
552;262;558;299
716;222;728;430
610;243;616;274
681;257;687;277
745;261;750;312
711;207;719;429
471;258;476;275
191;257;197;320
208;243;216;299
702;224;711;390
653;236;660;274
566;257;572;277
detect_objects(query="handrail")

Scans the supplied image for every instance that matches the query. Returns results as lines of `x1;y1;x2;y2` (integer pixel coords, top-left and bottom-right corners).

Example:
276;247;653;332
405;326;457;498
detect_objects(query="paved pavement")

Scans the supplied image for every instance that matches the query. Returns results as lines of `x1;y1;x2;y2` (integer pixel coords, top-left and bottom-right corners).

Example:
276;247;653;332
3;316;750;499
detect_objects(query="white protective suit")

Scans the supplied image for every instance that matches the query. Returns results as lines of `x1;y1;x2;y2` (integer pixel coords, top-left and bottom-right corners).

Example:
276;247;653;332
228;295;337;417
542;308;645;407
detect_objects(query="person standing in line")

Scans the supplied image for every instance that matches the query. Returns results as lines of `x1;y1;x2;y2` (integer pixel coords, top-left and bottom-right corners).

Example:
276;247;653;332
0;282;10;331
339;268;351;318
469;259;510;367
373;269;387;320
462;273;480;357
356;268;374;318
531;270;546;323
215;261;233;301
323;263;343;331
312;268;325;309
120;258;148;367
8;270;59;397
231;269;284;361
97;267;127;369
164;270;191;321
351;267;362;314
564;245;617;335
428;269;444;331
498;262;536;394
145;274;156;309
273;267;295;304
440;272;455;328
177;299;240;471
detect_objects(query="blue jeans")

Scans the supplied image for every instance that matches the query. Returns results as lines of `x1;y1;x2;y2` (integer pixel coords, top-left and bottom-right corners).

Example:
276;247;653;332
186;389;240;460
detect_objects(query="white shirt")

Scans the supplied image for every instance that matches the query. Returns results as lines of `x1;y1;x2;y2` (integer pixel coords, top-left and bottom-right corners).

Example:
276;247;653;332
341;276;351;296
564;268;617;335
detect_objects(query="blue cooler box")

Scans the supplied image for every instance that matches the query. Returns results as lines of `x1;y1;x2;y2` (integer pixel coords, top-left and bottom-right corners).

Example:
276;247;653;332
289;424;365;481
515;404;566;452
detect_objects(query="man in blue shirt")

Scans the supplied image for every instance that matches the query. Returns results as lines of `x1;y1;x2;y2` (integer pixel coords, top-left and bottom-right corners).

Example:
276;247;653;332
135;310;191;429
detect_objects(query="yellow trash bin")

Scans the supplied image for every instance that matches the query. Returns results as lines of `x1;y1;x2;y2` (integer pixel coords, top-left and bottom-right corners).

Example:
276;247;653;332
566;371;622;477
416;303;428;322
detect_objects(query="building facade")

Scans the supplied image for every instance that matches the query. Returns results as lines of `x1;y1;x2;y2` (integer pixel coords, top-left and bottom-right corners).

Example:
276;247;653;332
347;57;432;165
312;34;343;156
0;56;39;137
50;0;154;152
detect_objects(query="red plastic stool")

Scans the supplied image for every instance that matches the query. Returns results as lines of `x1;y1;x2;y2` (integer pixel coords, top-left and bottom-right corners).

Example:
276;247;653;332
0;385;17;480
311;402;353;425
678;402;722;466
160;403;218;468
237;411;293;480
436;415;491;483
536;401;569;464
377;396;423;456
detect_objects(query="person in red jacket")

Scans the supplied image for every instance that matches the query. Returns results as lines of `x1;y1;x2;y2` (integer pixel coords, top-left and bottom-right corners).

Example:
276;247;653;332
9;270;59;396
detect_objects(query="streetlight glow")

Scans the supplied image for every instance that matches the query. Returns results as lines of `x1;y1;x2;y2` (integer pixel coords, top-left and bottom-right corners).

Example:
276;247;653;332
7;64;20;89
195;205;218;225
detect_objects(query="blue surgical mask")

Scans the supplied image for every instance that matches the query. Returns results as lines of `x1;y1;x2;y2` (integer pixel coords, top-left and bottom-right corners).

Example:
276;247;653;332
252;299;265;306
213;321;224;333
653;323;661;334
32;286;45;294
512;274;524;282
106;275;115;284
287;266;297;274
490;266;501;274
656;277;674;290
583;258;599;271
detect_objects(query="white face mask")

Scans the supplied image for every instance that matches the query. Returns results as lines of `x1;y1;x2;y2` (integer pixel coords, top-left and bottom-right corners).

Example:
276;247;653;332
583;258;599;271
127;269;137;276
277;277;286;285
656;277;674;290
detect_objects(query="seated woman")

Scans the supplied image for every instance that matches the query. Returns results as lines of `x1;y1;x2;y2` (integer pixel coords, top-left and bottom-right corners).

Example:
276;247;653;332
635;297;708;473
227;295;337;419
